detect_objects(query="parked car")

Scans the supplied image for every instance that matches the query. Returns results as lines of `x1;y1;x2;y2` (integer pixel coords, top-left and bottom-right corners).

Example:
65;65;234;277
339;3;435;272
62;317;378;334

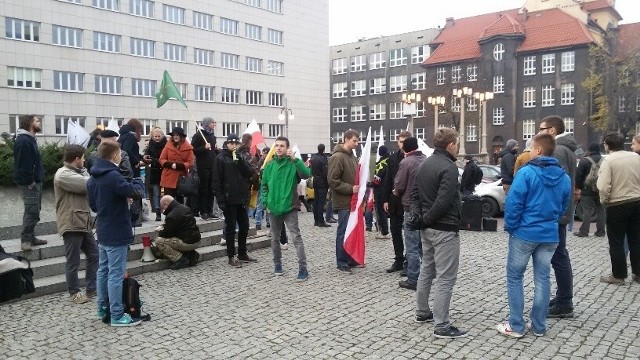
474;179;506;218
478;164;501;183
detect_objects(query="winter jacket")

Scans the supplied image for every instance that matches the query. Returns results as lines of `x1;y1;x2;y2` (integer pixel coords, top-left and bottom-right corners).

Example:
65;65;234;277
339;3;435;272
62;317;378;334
553;133;578;225
372;155;389;198
310;152;329;189
327;144;357;211
499;148;518;185
213;148;255;207
143;136;167;185
159;200;201;244
159;141;194;189
118;124;142;177
86;149;133;181
191;129;217;170
504;157;571;243
261;155;311;216
13;129;44;185
54;163;92;235
394;151;427;211
238;145;260;189
597;150;640;206
575;153;602;197
87;158;144;247
460;160;481;194
381;150;405;215
410;148;461;232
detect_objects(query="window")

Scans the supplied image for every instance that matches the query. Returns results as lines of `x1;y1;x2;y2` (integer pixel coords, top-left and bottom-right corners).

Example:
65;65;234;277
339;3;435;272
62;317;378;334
414;128;426;140
542;54;555;74
415;102;426;118
523;120;536;140
561;83;575;105
541;85;555;107
332;58;347;74
389;129;400;142
7;67;42;89
333;132;345;143
246;0;261;8
466;124;477;142
268;93;283;107
267;29;283;45
193;11;213;30
389;48;407;67
93;32;121;52
92;0;119;11
451;96;461;112
130;0;153;18
164;43;186;62
389;75;407;93
437;67;446;85
523;87;536;108
369;104;386;121
245;90;262;105
493;75;504;93
221;88;240;103
263;124;281;138
351;106;366;122
411;72;426;90
220;18;239;35
165;120;186;135
333;82;347;98
95;75;122;94
493;43;505;61
55;116;86;135
195;85;214;102
163;5;185;24
411;45;429;64
246;24;262;40
222;123;240;137
493;107;505;125
619;95;626;112
174;83;188;100
221;53;239;69
5;18;40;42
390;102;403;119
451;65;462;83
467;96;477;112
246;57;262;72
333;107;347;123
267;61;283;75
351;80;366;97
467;65;477;82
54;71;84;92
52;25;82;47
369;78;386;95
130;38;154;58
561;51;575;72
563;117;574;134
370;52;386;69
131;78;156;96
523;56;536;76
350;55;366;72
194;48;213;66
267;0;282;13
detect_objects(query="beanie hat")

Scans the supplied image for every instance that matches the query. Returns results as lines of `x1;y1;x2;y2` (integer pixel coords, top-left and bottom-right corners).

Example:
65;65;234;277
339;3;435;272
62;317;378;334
226;133;240;143
506;139;518;151
588;143;601;154
402;137;418;153
100;130;119;139
378;145;389;157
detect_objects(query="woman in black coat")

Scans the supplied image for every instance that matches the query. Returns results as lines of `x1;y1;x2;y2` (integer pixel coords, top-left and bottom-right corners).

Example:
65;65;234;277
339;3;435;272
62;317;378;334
143;127;168;221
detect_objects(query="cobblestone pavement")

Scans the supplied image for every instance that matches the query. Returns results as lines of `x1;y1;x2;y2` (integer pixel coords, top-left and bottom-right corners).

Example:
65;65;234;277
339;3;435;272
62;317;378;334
1;212;639;359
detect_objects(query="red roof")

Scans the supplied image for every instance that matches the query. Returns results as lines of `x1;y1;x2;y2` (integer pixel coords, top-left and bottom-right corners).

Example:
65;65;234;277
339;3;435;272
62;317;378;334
617;22;640;59
581;0;622;21
425;8;595;65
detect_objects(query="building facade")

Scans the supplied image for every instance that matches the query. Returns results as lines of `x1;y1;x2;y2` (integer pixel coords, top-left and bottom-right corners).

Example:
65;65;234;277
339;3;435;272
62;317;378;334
1;0;329;153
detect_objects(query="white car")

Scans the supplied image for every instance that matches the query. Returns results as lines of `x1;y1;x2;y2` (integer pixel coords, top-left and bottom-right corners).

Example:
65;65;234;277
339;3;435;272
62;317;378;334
474;179;505;218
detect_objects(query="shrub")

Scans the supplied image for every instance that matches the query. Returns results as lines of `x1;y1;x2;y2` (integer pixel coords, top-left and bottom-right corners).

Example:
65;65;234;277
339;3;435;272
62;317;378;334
0;139;65;188
0;140;15;187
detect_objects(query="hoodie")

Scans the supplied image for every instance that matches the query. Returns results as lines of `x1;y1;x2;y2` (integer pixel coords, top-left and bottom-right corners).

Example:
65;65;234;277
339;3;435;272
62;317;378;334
327;144;358;210
499;147;518;185
505;157;572;242
13;129;44;185
553;132;578;225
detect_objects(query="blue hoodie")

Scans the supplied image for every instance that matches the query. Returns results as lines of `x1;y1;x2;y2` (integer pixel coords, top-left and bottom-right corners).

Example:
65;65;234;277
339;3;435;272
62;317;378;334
87;158;144;246
504;157;571;243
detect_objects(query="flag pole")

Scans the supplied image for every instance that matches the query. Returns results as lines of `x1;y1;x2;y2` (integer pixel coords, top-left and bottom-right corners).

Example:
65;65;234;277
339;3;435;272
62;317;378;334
184;105;209;146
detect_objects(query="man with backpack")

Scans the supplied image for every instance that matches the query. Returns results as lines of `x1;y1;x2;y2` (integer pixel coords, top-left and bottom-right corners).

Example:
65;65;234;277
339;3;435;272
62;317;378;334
460;155;483;196
574;143;605;238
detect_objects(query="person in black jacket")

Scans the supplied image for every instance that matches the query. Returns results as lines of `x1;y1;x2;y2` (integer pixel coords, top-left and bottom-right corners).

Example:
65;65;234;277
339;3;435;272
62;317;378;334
155;195;201;270
372;145;390;238
574;143;605;237
118;119;144;226
310;143;330;227
460;155;481;196
499;139;519;194
191;116;217;220
213;134;256;267
143;127;167;221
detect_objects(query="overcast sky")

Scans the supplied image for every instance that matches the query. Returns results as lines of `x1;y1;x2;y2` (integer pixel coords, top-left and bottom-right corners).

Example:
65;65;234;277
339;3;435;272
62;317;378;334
329;0;639;45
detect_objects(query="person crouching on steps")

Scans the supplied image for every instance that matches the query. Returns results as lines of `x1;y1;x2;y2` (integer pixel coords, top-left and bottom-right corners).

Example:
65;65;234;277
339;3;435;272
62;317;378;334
155;195;201;270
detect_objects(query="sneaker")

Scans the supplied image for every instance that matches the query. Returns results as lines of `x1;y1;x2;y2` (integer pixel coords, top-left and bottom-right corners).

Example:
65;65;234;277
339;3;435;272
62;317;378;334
155;214;162;221
337;266;352;274
386;261;403;273
594;231;606;237
318;223;331;228
274;264;284;276
256;224;262;230
111;313;142;327
572;232;588;237
434;326;467;339
495;322;524;338
238;254;258;263
415;313;434;323
170;255;190;270
600;274;625;284
547;305;574;319
228;255;243;268
376;233;390;239
280;243;288;250
187;250;200;267
86;290;96;298
326;218;337;224
398;280;417;291
297;268;309;282
219;239;226;246
526;322;544;337
96;306;108;320
399;269;408;277
70;292;89;304
32;238;48;246
21;242;32;251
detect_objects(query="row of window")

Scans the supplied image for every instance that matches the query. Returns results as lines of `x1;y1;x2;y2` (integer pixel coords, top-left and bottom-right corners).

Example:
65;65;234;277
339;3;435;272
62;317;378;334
332;46;430;74
618;95;640;113
332;73;427;98
523;84;575;107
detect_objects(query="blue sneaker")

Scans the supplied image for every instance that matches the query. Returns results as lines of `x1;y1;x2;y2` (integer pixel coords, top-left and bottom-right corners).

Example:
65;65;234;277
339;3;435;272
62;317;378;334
96;306;107;320
111;313;142;327
274;263;284;276
297;268;308;282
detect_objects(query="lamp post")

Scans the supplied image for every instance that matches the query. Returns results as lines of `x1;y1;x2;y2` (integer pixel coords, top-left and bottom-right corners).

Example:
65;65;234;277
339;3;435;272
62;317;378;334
453;87;473;155
402;92;421;134
427;95;446;133
277;98;294;138
473;91;494;156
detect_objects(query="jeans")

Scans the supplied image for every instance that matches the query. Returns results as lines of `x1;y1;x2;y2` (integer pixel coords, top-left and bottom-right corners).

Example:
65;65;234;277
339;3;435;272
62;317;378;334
389;213;405;263
416;228;460;331
96;244;128;320
63;231;98;295
551;224;573;308
335;209;353;267
269;211;307;268
20;183;42;244
325;200;334;222
506;235;558;335
404;211;422;284
374;194;389;235
223;204;249;258
578;196;605;236
151;184;161;212
155;237;199;262
365;209;373;230
313;187;328;225
255;189;269;226
605;201;640;278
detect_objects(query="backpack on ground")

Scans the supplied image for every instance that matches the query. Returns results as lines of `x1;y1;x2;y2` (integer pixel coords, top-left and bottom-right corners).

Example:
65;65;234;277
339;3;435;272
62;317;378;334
584;156;602;192
101;276;151;323
474;166;484;185
0;245;36;303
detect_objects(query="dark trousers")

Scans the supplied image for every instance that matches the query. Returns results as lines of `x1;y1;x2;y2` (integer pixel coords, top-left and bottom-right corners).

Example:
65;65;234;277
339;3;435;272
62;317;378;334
63;231;99;294
389;212;405;263
374;194;389;235
20;183;42;244
197;167;214;215
223;204;249;258
279;226;288;245
606;200;640;278
578;196;605;235
164;188;184;204
313;187;328;225
551;224;573;308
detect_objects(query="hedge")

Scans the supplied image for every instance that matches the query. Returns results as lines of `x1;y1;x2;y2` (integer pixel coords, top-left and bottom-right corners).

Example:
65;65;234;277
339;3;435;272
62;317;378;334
0;138;65;188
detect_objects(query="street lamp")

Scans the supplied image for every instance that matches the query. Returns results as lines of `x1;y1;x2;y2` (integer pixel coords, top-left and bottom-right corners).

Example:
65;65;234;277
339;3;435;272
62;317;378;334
402;92;421;134
473;91;494;157
277;98;294;138
427;95;446;132
453;87;473;155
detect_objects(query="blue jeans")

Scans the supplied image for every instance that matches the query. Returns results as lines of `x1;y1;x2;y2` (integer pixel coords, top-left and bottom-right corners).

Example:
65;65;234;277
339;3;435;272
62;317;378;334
335;209;352;267
255;190;269;226
551;224;573;308
325;200;334;222
404;211;422;284
365;209;373;230
507;235;558;335
151;184;161;211
96;244;128;320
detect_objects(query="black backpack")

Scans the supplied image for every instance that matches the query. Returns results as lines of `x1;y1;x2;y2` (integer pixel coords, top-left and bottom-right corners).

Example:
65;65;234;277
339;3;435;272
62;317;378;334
474;166;484;185
0;245;36;303
101;276;151;323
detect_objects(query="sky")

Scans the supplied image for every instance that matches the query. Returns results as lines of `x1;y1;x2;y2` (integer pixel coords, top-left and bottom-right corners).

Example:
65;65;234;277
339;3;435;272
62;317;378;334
329;0;640;45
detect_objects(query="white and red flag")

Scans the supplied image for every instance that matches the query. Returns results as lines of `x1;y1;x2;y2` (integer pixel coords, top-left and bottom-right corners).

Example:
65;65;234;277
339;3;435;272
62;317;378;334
244;119;265;156
343;127;372;265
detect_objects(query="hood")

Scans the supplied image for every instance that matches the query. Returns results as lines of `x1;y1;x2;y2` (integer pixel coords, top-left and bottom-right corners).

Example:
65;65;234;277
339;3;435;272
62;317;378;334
556;132;577;152
527;157;567;187
119;124;134;135
332;144;353;156
15;128;34;138
499;148;511;157
89;158;119;177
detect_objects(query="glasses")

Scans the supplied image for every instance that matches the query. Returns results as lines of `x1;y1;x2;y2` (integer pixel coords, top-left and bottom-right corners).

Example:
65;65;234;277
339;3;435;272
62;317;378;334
539;126;552;131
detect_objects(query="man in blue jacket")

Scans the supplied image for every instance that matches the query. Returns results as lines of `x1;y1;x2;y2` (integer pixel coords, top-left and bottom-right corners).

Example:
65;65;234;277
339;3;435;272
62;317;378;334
496;133;571;338
88;141;145;327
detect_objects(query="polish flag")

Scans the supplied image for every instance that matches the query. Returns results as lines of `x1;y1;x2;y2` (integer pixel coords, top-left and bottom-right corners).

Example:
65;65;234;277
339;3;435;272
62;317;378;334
343;127;372;265
244;119;264;156
375;125;384;162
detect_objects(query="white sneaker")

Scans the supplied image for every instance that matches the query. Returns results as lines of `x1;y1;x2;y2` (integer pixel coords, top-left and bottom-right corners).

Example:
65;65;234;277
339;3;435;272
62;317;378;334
280;243;288;250
496;322;524;338
219;239;226;246
70;292;89;304
526;322;544;337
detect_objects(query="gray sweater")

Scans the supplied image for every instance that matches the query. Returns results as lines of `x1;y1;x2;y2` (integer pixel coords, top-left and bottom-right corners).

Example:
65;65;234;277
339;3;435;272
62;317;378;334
393;151;427;211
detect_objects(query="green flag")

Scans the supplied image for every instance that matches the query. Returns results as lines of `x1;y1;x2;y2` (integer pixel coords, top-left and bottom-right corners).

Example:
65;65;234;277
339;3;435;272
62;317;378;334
155;70;187;108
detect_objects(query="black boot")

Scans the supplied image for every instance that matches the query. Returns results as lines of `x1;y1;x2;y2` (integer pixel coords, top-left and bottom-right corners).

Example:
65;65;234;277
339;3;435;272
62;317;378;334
170;255;190;270
386;261;403;273
155;210;161;221
187;250;200;266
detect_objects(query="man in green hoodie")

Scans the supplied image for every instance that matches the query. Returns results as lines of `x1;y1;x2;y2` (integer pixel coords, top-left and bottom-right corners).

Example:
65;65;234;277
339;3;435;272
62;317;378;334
261;136;311;281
